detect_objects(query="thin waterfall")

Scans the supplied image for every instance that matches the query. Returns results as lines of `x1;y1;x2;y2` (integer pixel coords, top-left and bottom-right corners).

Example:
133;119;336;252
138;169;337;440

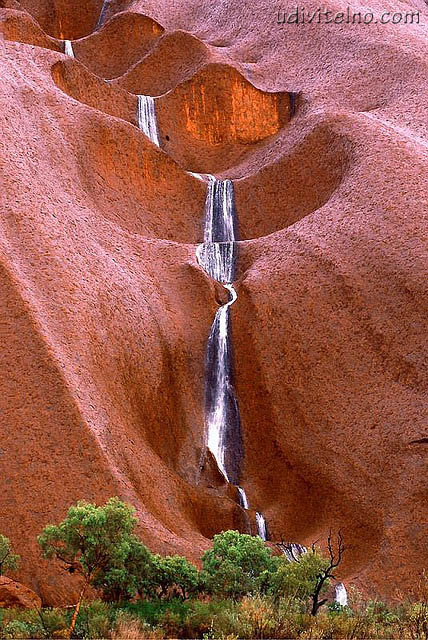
96;0;108;30
197;178;242;484
196;178;236;283
137;95;160;147
205;284;241;482
237;486;249;509
64;40;74;57
278;542;307;562
197;176;269;538
335;582;348;606
256;512;268;541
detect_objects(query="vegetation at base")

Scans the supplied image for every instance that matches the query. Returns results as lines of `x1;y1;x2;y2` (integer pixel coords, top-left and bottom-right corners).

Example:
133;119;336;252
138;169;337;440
0;497;426;638
201;529;277;598
0;590;427;639
0;536;20;576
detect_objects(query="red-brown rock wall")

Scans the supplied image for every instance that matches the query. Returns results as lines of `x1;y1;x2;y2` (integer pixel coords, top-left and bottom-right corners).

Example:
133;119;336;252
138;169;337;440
0;0;427;604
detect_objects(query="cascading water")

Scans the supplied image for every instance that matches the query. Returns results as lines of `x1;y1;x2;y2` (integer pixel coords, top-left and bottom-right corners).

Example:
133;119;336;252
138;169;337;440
96;0;108;29
197;176;269;538
64;40;74;57
198;178;242;484
237;486;249;510
278;542;307;562
137;95;160;147
204;284;241;482
256;512;268;541
196;178;236;283
334;582;348;606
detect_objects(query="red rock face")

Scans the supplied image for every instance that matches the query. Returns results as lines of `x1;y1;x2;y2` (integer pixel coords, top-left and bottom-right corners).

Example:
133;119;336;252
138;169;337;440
0;0;427;605
0;577;42;609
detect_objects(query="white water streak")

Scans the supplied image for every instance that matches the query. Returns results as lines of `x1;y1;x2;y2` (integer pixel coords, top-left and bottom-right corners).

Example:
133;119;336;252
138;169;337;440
206;284;237;481
204;177;235;243
335;582;348;606
282;543;307;562
137;95;160;147
256;512;267;540
237;486;249;509
196;242;235;284
64;40;74;57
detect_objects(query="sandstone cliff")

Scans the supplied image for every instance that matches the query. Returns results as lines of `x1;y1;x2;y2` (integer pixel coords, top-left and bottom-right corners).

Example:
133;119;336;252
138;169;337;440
0;0;427;604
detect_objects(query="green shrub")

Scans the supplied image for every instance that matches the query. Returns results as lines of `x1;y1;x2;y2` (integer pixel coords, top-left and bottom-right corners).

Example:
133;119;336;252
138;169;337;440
269;548;331;604
0;535;20;576
95;535;154;602
201;530;277;599
38;497;153;633
74;601;113;639
150;554;201;600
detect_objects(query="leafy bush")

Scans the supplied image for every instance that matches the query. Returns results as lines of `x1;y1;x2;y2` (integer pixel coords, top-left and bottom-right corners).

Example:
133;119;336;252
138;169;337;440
73;601;113;638
38;497;139;587
94;534;154;602
269;548;331;602
201;530;277;599
0;535;20;576
150;554;201;600
38;497;153;634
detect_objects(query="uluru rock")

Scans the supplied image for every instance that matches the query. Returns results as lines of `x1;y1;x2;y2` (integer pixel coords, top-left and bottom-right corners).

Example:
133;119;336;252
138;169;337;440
0;577;42;609
0;0;426;605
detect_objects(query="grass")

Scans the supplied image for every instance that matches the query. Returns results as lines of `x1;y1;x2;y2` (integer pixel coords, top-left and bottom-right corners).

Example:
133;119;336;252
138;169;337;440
0;592;427;639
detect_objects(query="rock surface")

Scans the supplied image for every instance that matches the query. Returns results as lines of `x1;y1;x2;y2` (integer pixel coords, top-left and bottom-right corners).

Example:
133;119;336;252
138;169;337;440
0;0;427;604
0;577;42;609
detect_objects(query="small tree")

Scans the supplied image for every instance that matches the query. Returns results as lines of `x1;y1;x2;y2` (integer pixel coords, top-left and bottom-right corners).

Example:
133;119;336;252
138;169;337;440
202;530;277;599
153;555;200;600
0;535;20;576
94;534;154;602
270;531;346;615
38;497;140;637
310;531;346;615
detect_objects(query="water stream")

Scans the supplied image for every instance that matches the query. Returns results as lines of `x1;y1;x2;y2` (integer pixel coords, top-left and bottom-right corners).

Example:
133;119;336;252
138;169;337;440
197;176;269;537
64;40;74;57
96;0;108;30
197;178;242;484
335;582;348;606
256;512;268;541
137;95;160;147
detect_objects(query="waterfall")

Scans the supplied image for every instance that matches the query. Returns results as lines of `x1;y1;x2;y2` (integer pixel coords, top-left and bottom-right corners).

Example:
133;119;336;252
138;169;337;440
196;178;237;283
279;542;307;562
256;512;268;541
64;40;74;57
203;178;236;244
96;0;108;29
205;283;242;483
198;177;269;538
137;95;160;147
237;486;249;509
198;178;242;484
335;582;348;606
196;243;236;285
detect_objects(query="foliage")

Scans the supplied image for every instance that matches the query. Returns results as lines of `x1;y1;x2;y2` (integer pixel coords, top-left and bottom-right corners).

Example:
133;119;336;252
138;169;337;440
1;593;428;639
150;554;201;599
37;497;138;587
37;497;147;636
269;548;331;601
93;534;153;602
201;530;277;598
0;535;20;576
